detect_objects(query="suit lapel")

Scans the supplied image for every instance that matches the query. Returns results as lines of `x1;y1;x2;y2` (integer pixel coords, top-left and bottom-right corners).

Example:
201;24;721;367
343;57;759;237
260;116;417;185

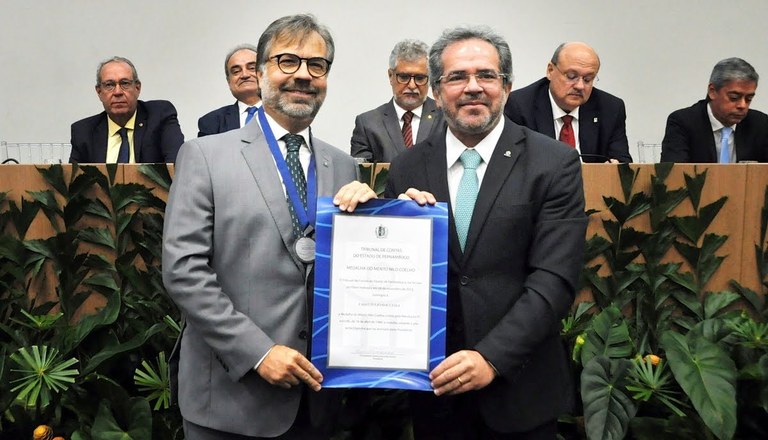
698;101;718;161
462;122;523;262
422;134;462;266
534;85;556;138
240;124;304;271
579;99;598;156
312;137;335;197
415;98;438;143
383;100;407;154
93;116;109;162
226;102;240;131
133;102;148;162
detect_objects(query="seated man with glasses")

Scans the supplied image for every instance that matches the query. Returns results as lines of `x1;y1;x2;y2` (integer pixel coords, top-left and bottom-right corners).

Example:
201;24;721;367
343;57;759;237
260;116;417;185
70;56;184;163
504;42;632;163
351;39;443;163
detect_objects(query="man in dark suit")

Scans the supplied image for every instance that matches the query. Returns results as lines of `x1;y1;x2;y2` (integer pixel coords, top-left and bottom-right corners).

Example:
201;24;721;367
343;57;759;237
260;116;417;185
163;14;374;440
504;42;632;163
198;44;262;137
385;26;587;439
661;57;768;163
70;56;184;163
351;39;443;162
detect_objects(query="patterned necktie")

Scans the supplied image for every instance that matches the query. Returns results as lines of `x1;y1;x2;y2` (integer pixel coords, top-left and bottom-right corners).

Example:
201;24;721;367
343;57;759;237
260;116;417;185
454;149;482;251
245;106;258;125
719;126;732;163
283;134;307;237
402;111;414;148
117;127;130;163
559;115;575;148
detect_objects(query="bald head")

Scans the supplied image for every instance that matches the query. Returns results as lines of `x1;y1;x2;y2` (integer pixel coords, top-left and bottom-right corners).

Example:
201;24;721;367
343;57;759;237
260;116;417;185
546;42;601;112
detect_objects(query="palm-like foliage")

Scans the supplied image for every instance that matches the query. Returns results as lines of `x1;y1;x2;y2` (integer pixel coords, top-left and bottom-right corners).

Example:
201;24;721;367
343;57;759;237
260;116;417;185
9;345;79;408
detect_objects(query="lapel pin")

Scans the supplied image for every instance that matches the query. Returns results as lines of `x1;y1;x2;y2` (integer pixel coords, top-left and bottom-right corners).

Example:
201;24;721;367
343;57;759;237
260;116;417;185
593;117;598;123
427;114;433;119
323;160;329;167
504;151;512;157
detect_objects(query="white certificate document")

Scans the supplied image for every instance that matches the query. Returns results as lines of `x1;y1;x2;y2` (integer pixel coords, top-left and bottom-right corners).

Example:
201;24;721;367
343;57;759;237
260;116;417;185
327;214;432;370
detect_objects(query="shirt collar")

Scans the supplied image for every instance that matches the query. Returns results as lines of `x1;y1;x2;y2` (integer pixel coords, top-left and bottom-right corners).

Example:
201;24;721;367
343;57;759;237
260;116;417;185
446;117;505;168
238;100;260;115
262;111;312;153
548;89;580;121
107;112;137;136
393;101;424;120
707;102;737;132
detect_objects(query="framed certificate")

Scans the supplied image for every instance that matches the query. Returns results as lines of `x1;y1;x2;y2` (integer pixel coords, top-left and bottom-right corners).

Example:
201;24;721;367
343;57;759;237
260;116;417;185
311;197;448;391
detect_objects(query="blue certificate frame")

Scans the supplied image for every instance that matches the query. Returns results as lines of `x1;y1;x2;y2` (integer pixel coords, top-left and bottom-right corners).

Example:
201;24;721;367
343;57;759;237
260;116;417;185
311;197;448;391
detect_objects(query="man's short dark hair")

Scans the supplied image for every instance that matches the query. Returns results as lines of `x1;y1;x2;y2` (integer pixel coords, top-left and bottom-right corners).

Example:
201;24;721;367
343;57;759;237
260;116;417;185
255;14;334;74
428;26;512;90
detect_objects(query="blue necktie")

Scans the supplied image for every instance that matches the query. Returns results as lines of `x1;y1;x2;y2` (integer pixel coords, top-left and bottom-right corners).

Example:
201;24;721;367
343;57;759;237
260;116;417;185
283;134;307;238
719;127;732;163
245;106;258;125
454;149;482;251
117;127;130;163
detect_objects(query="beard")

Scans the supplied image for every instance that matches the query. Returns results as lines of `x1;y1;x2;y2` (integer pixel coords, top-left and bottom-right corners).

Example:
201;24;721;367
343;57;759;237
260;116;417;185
443;100;503;137
260;73;326;120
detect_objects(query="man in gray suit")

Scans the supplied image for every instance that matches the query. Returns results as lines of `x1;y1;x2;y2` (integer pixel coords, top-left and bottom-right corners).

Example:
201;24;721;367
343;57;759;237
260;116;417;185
163;14;374;440
350;39;443;162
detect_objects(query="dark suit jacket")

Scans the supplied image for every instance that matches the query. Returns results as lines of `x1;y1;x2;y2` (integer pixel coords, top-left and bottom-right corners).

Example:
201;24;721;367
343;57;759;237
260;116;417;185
504;77;633;163
198;102;241;137
384;118;587;432
350;97;443;162
661;99;768;163
70;100;184;163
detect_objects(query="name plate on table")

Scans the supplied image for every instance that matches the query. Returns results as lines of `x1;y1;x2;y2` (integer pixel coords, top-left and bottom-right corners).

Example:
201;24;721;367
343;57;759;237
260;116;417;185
311;197;448;391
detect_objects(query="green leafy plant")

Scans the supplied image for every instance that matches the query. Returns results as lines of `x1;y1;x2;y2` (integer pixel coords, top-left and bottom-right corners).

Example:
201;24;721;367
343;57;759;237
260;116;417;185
566;163;768;439
0;164;181;439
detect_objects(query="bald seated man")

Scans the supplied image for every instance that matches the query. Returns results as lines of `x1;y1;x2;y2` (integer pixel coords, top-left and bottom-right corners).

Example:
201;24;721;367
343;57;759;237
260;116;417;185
504;42;632;163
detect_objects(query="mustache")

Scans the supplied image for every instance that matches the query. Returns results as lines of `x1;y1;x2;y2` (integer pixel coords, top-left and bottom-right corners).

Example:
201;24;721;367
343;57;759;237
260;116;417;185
281;80;319;95
457;97;489;106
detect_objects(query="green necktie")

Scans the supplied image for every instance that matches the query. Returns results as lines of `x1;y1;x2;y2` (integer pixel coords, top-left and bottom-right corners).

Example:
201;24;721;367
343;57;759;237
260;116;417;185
454;148;482;251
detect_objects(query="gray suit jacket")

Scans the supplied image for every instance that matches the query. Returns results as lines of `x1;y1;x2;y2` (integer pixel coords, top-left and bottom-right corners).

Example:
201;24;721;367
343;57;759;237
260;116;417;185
350;97;443;162
162;120;355;437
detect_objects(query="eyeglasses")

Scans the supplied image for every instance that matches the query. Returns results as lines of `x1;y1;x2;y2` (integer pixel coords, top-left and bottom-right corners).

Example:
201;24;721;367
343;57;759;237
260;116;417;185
394;72;429;86
99;79;137;92
270;53;331;78
437;70;507;87
552;64;598;86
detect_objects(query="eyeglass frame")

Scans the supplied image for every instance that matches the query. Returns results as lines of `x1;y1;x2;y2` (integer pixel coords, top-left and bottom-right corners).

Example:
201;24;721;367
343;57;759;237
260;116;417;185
436;70;509;87
393;72;429;86
98;79;139;92
551;63;599;86
269;53;332;78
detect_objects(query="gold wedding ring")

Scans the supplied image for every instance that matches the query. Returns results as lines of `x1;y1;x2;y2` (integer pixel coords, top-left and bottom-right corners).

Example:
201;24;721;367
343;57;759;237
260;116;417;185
456;376;464;386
